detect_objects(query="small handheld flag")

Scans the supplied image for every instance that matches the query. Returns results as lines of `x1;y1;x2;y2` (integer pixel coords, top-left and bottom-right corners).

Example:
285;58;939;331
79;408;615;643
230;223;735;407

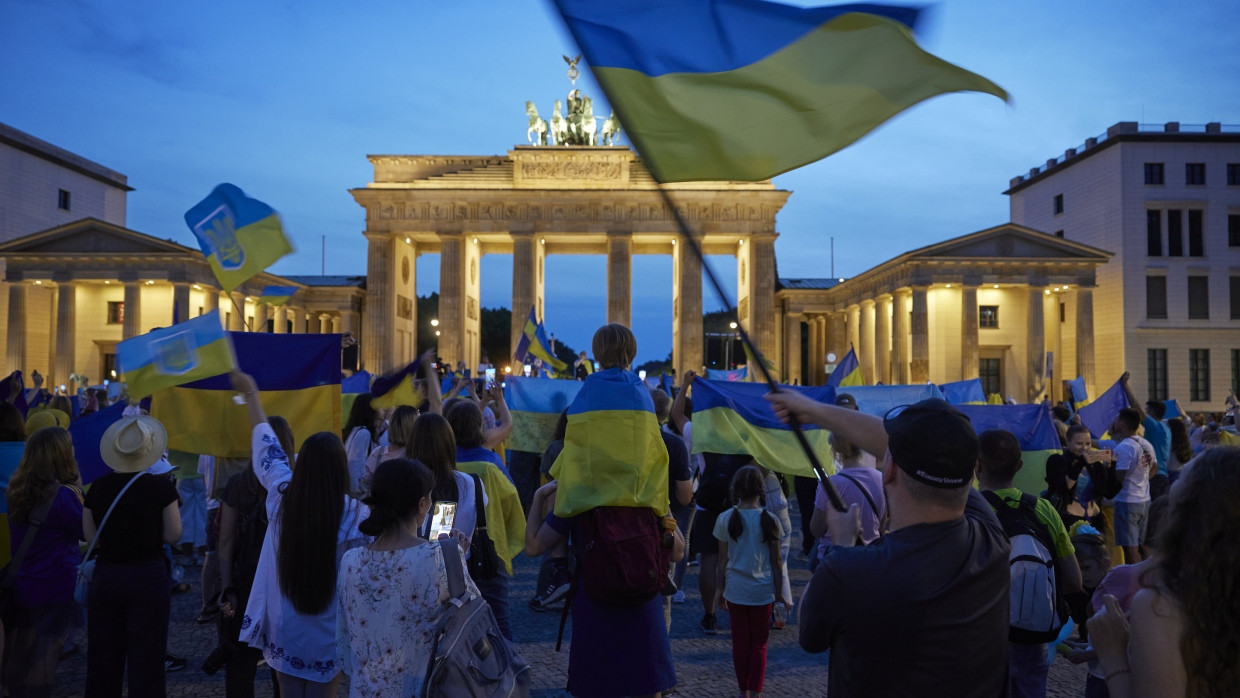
184;184;293;292
825;347;864;388
117;310;236;399
512;307;569;375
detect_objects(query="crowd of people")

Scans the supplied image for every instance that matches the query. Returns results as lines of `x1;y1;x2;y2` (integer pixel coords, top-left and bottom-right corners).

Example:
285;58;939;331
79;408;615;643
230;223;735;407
0;328;1237;698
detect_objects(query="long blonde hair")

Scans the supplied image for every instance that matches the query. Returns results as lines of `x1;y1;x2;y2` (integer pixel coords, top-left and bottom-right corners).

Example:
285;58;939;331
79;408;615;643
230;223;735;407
7;427;79;524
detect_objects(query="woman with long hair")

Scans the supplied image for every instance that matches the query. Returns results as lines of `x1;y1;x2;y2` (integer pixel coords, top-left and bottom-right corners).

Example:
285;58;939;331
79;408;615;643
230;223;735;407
336;458;481;696
1089;445;1240;698
4;427;83;698
359;405;418;496
1165;418;1192;482
342;394;381;497
232;372;366;698
405;413;480;545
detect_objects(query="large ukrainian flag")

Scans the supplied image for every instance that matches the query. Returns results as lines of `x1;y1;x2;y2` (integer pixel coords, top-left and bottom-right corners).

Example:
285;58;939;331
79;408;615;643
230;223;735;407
503;376;582;454
957;404;1061;495
151;333;341;458
184;184;293;292
553;0;1008;183
691;378;834;478
116;310;235;399
941;378;987;405
550;367;669;517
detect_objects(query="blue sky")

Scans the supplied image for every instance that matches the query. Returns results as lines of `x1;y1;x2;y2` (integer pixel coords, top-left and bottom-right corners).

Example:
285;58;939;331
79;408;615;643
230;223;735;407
3;0;1238;364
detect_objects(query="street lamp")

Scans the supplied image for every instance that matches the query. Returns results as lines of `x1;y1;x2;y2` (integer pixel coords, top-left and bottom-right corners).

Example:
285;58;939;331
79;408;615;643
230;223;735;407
728;322;738;329
430;318;439;327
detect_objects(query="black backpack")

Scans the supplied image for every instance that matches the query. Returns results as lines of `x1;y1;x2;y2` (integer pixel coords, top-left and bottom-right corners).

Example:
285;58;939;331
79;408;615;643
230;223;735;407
228;470;270;590
983;490;1064;644
695;453;749;513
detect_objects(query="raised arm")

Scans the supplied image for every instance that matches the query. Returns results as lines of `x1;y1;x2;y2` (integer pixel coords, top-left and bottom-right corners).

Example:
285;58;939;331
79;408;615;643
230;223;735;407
421;351;443;414
230;371;267;429
765;389;889;459
483;385;513;449
1120;372;1146;422
670;370;695;432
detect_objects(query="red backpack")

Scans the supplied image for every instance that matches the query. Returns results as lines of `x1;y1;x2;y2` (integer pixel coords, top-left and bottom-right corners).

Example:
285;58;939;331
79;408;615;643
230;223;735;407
577;506;672;607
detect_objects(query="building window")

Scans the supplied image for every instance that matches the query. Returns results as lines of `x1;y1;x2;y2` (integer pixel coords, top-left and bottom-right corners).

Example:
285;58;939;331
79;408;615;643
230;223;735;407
1188;210;1204;256
1147;349;1168;401
979;358;1001;397
1054;230;1064;238
979;305;999;329
1146;276;1167;319
197;306;205;317
57;189;70;210
1229;163;1240;186
1229;214;1240;247
1233;349;1240;396
1147;210;1162;256
102;353;117;382
225;311;232;328
1188;276;1210;319
1167;209;1183;256
1144;163;1164;185
1231;276;1240;320
1059;302;1066;323
1186;163;1206;186
1053;194;1064;215
1189;349;1210;402
106;301;124;325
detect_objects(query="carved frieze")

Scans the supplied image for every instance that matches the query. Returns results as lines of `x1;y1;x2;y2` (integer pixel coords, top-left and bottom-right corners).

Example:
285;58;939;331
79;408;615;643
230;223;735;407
368;199;778;225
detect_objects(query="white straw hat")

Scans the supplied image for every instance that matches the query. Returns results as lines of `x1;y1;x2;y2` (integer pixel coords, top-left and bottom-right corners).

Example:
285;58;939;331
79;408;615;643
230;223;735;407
100;415;169;473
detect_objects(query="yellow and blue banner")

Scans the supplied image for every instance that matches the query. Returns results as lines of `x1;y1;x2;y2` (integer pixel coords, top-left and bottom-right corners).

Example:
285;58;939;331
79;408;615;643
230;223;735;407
341;370;372;420
550;367;669;517
503;376;582;454
513;306;568;375
1067;376;1090;405
956;404;1061;495
552;0;1008;183
706;366;748;382
826;347;864;387
455;446;526;575
941;378;986;405
690;378;834;478
151;332;341;458
117;310;235;399
370;360;423;410
1077;378;1130;439
184;184;293;293
258;285;297;306
840;383;944;417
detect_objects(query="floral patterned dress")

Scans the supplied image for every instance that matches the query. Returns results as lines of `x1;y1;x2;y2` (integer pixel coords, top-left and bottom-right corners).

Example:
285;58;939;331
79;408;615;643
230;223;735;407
336;541;479;697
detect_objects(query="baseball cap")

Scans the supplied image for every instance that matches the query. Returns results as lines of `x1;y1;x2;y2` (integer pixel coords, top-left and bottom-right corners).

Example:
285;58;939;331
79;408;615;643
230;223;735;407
883;398;978;489
834;393;859;410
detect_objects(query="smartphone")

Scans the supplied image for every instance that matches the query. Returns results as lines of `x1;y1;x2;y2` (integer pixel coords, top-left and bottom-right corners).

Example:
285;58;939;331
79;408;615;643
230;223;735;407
1089;448;1112;462
429;501;457;538
485;368;497;389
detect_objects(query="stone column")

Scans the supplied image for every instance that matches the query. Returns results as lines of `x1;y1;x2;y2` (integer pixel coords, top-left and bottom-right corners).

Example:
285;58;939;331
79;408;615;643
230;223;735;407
806;315;820;385
291;309;304;334
1076;288;1096;399
272;306;287;334
1027;286;1047;403
875;295;891;385
437;231;465;366
229;292;246;331
340;309;359;337
607;231;632;327
910;286;929;383
122;278;142;339
254;303;270;333
510;231;537;356
672;235;704;377
363;233;395;373
52;277;76;385
961;284;980;380
5;280;26;374
748;236;778;361
859;299;875;383
784;313;803;385
172;282;191;324
846;305;861;358
891;289;909;384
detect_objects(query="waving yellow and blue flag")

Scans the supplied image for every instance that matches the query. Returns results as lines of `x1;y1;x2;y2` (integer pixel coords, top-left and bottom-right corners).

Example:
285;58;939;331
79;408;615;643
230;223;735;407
117;310;235;399
550;367;669;517
513;306;568;375
504;376;582;454
370;359;423;410
150;332;341;458
690;378;835;478
184;184;293;292
1078;378;1130;440
826;347;864;387
941;378;987;405
552;0;1008;183
956;404;1061;494
258;285;297;306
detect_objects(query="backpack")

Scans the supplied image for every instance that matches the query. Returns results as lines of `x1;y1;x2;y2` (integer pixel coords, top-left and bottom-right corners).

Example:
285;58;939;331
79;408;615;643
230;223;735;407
423;541;531;698
982;490;1063;644
694;453;749;514
577;506;672;607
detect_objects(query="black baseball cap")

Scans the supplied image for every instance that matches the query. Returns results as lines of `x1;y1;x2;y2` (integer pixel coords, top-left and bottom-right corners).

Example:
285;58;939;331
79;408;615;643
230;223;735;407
883;398;978;489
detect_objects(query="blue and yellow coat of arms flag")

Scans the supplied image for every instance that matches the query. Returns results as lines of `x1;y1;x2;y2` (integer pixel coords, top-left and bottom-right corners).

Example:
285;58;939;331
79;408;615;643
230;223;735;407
116;310;236;399
184;183;293;293
549;367;669;517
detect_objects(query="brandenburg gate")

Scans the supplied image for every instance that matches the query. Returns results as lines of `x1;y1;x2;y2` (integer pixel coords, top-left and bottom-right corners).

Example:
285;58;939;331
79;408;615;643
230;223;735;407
350;146;788;376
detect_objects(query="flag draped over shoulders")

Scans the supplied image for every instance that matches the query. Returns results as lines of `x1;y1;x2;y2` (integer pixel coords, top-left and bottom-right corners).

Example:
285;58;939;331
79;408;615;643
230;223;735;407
550;367;669;517
455;446;525;576
553;0;1008;183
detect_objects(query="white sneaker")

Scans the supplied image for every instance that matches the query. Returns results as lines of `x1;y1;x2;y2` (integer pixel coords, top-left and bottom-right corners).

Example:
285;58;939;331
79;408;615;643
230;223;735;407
671;590;686;604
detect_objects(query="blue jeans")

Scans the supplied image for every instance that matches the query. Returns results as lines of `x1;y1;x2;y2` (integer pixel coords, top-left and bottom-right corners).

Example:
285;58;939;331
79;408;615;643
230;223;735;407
1008;641;1050;698
474;567;512;640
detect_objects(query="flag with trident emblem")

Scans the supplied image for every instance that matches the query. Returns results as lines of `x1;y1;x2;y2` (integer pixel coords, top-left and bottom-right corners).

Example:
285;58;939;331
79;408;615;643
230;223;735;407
184;183;293;292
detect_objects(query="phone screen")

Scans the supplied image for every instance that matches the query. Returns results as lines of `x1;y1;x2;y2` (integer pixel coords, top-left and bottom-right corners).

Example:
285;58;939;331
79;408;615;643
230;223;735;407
429;501;456;538
485;368;497;388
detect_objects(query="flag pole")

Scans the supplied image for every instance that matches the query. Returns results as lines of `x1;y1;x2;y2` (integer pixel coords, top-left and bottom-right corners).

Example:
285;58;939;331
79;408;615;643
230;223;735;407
653;185;849;513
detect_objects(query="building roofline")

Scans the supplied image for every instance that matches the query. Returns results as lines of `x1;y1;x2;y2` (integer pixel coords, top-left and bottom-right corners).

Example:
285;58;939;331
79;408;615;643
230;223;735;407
0;123;133;192
1004;121;1240;195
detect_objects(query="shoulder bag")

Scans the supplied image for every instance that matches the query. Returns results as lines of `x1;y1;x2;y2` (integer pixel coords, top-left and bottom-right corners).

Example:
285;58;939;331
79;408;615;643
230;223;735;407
466;474;500;582
75;472;147;605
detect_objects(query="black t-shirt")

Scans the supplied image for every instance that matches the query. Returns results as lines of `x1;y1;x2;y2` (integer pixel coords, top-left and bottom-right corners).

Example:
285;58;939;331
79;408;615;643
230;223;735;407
660;430;693;521
799;488;1010;698
84;471;179;565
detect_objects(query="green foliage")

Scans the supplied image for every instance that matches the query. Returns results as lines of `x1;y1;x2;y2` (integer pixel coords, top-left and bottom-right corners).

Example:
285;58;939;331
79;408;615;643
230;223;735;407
635;352;673;377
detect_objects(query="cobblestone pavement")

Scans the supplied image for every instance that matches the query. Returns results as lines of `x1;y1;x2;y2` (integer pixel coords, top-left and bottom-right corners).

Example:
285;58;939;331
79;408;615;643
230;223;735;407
53;501;1089;697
